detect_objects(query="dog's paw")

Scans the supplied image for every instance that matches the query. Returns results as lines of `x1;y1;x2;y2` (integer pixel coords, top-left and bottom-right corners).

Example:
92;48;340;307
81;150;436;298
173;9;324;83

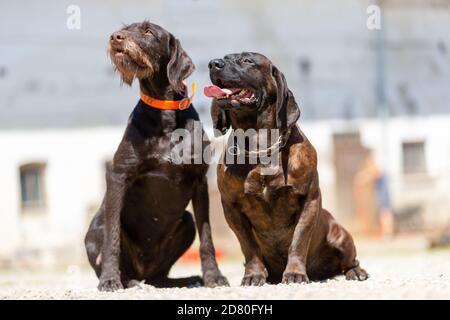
203;270;229;288
241;273;267;286
126;279;145;289
282;272;310;284
98;275;124;292
345;266;369;281
186;276;203;288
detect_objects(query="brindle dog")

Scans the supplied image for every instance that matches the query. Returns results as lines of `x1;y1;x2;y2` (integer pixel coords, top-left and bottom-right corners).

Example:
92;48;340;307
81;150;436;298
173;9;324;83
84;21;228;291
205;52;368;285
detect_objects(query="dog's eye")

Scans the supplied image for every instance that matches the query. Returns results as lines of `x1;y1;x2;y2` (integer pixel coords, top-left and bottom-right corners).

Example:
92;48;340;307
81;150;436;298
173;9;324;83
242;58;254;64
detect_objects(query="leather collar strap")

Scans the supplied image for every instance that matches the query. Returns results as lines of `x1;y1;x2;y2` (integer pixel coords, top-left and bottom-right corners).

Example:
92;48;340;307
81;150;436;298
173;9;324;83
140;81;197;110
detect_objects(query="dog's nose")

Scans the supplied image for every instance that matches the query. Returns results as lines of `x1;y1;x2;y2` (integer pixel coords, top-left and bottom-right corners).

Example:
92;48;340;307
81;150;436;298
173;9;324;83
209;59;225;69
110;31;126;42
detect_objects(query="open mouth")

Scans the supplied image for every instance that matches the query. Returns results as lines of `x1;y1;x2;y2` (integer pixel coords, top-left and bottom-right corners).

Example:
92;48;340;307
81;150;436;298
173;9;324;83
111;48;148;68
113;47;127;57
204;84;257;105
110;46;131;64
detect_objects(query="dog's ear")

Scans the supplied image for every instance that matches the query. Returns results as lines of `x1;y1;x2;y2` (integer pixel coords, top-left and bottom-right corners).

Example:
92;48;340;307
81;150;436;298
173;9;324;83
272;66;300;130
211;100;230;136
167;35;195;94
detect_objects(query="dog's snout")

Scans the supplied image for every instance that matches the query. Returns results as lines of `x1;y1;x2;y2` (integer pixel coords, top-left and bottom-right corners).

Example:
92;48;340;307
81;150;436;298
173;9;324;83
110;31;126;42
209;59;225;70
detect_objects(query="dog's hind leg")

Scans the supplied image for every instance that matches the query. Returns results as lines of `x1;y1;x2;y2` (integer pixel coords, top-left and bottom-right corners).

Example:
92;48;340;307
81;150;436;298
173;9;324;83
325;211;369;281
85;203;138;287
85;206;105;278
144;211;203;288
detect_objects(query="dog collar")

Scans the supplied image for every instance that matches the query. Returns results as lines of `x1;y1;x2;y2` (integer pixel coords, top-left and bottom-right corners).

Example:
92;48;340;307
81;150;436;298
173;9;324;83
232;127;292;158
140;81;196;110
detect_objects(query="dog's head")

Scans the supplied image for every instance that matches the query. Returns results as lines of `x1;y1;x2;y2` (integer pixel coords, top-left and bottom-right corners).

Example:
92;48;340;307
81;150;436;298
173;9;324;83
205;52;300;135
108;21;194;93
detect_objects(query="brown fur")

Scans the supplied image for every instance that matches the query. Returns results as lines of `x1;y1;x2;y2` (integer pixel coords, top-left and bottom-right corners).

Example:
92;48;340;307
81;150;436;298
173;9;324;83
108;39;154;85
208;53;368;285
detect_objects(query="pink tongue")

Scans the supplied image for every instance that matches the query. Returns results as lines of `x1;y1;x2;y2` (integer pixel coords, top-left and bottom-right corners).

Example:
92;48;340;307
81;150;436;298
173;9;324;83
204;85;232;98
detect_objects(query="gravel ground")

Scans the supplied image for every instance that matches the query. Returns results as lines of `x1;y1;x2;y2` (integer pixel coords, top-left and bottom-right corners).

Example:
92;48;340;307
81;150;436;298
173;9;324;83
0;250;449;300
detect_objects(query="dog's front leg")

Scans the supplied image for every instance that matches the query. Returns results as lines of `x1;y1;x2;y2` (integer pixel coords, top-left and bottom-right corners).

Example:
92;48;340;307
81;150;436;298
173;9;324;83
98;170;127;291
222;203;268;286
192;178;229;287
282;188;321;284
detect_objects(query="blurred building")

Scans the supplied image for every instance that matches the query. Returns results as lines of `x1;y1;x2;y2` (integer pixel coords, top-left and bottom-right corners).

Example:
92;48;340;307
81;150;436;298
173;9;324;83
1;0;450;266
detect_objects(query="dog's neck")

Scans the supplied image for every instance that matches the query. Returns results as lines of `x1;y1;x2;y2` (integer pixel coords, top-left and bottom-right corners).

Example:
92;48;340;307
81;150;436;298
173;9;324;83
136;73;185;133
228;103;277;131
139;73;184;101
228;108;258;131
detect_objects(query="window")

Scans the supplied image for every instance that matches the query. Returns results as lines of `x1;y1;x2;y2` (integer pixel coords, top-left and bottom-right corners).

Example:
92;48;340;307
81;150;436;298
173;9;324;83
19;163;46;209
402;141;426;174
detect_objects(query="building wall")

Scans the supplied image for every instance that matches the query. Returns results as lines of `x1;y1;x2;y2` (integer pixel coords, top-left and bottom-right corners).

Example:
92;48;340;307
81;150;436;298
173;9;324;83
304;116;450;228
1;0;450;264
0;128;123;262
1;0;450;129
1;116;449;262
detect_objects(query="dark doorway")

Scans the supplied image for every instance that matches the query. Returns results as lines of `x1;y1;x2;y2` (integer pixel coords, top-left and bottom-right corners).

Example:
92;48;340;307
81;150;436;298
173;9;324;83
333;132;370;224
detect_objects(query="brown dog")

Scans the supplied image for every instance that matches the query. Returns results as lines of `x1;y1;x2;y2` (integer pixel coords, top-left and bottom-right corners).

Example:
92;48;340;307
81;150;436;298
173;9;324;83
205;52;368;285
84;21;228;291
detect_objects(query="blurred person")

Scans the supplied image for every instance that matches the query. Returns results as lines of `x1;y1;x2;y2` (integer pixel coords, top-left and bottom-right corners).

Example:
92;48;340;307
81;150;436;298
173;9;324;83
353;152;394;239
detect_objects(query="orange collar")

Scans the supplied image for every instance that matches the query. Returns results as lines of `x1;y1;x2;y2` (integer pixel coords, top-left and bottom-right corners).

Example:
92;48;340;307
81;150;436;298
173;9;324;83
140;81;196;110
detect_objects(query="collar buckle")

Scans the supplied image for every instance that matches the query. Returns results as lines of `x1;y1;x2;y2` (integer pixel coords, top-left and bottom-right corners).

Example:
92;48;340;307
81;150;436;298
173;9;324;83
178;98;190;110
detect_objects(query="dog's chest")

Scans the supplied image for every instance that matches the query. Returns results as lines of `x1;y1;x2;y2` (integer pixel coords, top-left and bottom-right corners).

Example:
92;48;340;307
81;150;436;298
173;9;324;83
142;131;205;167
219;164;307;222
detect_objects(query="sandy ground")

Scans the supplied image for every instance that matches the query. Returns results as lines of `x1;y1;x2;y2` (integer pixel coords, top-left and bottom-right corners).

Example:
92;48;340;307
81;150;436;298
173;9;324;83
0;249;449;300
